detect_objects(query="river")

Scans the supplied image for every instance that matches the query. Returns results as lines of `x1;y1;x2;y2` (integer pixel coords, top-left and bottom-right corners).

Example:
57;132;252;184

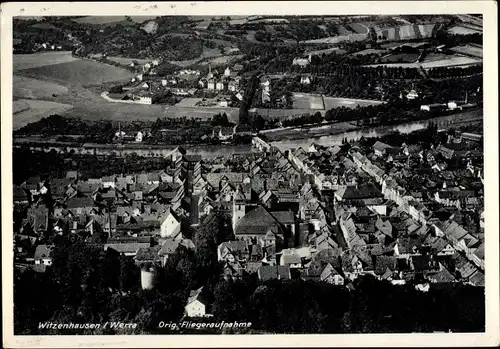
16;110;482;157
268;110;483;150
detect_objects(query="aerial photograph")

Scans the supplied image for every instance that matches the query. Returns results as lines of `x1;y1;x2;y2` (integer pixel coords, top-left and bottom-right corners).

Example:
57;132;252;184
12;14;485;335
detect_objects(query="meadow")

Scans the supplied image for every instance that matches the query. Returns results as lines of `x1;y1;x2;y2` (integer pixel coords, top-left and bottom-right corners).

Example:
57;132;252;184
450;45;483;58
380;52;420;63
447;26;482;35
292;93;325;110
72;16;158;25
13;51;79;71
18;59;133;86
13;100;73;130
323;97;385;110
14;76;69;100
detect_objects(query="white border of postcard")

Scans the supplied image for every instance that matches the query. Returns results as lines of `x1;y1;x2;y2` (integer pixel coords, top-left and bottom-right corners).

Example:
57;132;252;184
2;1;499;347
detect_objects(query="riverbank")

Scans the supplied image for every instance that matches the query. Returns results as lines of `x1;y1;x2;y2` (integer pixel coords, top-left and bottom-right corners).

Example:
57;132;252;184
261;108;483;142
270;109;483;150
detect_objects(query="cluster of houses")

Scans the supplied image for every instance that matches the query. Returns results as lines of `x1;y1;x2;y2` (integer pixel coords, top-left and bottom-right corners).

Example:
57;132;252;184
14;132;484;317
112;63;245;106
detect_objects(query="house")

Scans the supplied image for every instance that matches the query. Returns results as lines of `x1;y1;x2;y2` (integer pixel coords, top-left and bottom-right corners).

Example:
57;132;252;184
447;100;467;110
185;286;211;317
406;89;419;100
158;238;181;266
134;245;162;266
66;171;78;180
104;241;152;257
279;249;302;268
217;241;249;262
224;67;231;76
300;75;311;85
257;265;292;282
34;245;54;266
420;103;446;112
135;131;144;142
320;263;345;285
66;196;95;215
159;208;182;239
14;186;30;204
373;141;396;157
292;55;311;66
216;81;225;90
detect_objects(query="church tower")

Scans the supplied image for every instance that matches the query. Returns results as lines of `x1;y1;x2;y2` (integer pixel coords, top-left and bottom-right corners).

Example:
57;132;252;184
232;187;246;232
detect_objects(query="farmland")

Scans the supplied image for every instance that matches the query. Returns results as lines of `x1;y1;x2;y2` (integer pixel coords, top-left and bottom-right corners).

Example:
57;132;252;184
366;54;482;69
450;45;483;58
72;16;158;25
18;59;133;86
323;97;384;110
292;93;325;109
448;26;482;35
375;23;438;41
380;52;420;64
305;47;348;57
14;76;69;99
13;51;79;71
13;99;73;130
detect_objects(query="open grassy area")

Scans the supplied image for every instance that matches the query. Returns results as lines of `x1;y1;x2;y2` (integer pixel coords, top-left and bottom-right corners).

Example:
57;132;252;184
450;45;483;58
13;99;74;130
72;16;158;25
380;52;420;63
323;97;384;109
14;51;80;71
14;75;69;99
18;59;134;86
292;93;324;109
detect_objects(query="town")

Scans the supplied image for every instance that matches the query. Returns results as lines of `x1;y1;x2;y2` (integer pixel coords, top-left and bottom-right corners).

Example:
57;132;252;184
12;14;485;335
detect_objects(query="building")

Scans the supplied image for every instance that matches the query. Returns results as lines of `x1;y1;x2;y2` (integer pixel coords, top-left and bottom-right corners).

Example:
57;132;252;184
34;245;54;266
300;75;311;85
224;67;231;77
292;55;311;66
185;287;210;317
159;209;182;239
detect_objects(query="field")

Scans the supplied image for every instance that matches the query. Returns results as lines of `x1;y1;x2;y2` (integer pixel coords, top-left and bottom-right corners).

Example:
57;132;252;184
72;16;158;25
18;59;133;86
163;106;239;122
351;48;387;56
366;55;482;69
174;98;204;107
198;54;244;66
14;75;69;99
13;99;74;130
448;26;482;35
306;47;348;57
106;56;151;66
323;97;384;109
305;32;368;44
348;23;369;34
380;52;420;63
14;51;79;71
450;45;483;58
292;93;325;109
375;24;438;41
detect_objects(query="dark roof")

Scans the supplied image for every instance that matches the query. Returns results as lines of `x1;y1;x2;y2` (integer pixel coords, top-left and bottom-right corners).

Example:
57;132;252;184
34;245;54;259
411;255;440;272
235;206;281;236
270;211;295;225
66;196;94;209
374;255;397;275
257;265;291;281
135;245;161;262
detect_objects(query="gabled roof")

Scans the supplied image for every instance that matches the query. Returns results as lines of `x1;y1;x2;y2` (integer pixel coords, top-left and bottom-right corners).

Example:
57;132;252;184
34;244;54;260
235;206;281;236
